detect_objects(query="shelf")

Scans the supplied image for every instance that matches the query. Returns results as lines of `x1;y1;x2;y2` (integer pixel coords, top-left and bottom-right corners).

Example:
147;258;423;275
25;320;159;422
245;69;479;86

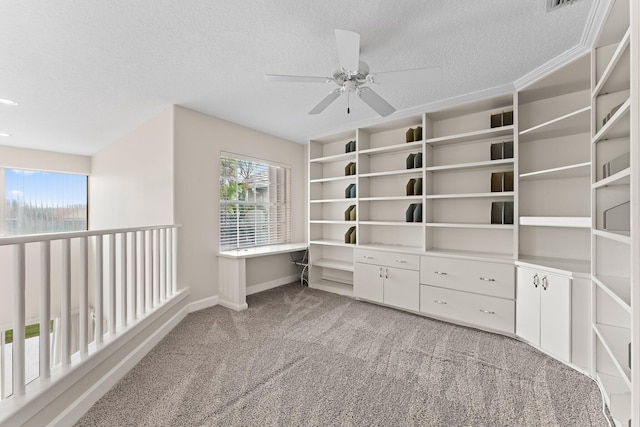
309;152;356;164
593;98;631;143
593;324;632;386
593;229;631;244
519;216;591;228
516;256;590;276
359;140;423;155
426;126;514;146
359;169;422;179
360;196;423;202
593;28;631;97
309;279;353;297
309;175;356;184
519;162;590;181
593;275;631;313
359;221;423;227
592;167;630;188
310;198;354;204
519;106;590;142
426;192;514;200
426;222;514;230
309;220;354;225
357;243;424;253
312;259;354;272
425;158;513;173
425;248;514;263
596;372;631;414
309;239;354;247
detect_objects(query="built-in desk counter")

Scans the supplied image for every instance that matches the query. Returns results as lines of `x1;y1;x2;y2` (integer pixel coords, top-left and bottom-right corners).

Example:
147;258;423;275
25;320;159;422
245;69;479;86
217;243;307;310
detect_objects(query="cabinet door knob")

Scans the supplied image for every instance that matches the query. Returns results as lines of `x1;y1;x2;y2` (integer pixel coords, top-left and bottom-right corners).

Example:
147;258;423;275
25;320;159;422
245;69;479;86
479;277;495;282
541;276;548;290
434;300;447;304
364;255;374;259
384;268;388;279
395;259;407;264
379;267;383;278
533;273;539;288
434;271;447;276
479;309;495;315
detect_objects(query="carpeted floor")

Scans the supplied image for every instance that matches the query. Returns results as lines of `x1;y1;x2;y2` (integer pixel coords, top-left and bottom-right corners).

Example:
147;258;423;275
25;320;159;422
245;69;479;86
76;283;609;426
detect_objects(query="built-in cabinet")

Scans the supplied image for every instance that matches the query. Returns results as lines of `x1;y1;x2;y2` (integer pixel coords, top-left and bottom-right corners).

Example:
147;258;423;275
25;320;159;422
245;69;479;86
308;1;638;423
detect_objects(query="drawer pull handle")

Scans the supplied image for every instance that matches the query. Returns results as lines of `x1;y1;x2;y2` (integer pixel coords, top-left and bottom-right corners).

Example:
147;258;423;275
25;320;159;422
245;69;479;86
479;309;495;315
434;300;447;304
541;276;548;291
434;271;447;276
364;256;374;259
395;259;407;264
479;277;495;282
533;273;539;288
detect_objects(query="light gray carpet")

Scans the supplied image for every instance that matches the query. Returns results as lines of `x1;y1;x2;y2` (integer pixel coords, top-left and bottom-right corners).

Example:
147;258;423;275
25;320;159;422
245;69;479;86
77;283;609;426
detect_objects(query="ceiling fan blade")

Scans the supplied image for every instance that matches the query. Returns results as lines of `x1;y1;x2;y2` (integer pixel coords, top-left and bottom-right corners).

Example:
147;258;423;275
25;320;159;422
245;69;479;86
309;89;341;114
335;29;360;72
358;87;396;117
370;66;442;85
265;74;332;83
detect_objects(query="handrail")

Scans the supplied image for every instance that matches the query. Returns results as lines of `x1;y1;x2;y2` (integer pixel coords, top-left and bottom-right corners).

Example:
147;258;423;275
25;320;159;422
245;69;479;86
0;224;181;246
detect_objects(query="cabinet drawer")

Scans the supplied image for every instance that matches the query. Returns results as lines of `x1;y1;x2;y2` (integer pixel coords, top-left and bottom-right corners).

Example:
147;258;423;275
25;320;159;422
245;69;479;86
354;249;419;270
420;256;514;299
420;285;515;334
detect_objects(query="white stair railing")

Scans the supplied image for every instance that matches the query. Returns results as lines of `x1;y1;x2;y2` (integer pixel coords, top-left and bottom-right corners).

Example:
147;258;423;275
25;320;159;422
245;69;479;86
0;224;180;405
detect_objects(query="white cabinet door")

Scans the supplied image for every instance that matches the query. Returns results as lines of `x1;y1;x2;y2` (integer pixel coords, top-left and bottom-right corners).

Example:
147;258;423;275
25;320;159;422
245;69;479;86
383;267;419;311
516;267;541;346
539;273;571;362
354;262;383;303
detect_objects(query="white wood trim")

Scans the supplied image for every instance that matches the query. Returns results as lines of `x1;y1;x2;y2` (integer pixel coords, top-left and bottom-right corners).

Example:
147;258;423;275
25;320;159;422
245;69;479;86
218;299;249;311
187;295;220;313
246;274;300;296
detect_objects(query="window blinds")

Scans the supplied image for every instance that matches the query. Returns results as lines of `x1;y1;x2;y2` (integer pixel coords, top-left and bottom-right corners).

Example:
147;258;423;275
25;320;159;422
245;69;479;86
219;155;291;250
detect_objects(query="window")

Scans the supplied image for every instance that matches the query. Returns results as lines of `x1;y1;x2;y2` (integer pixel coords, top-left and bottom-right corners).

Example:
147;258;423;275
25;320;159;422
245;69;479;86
1;168;88;236
219;154;290;250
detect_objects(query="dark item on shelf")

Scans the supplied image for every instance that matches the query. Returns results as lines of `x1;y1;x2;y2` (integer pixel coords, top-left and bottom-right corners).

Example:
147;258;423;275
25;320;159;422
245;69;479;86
345;141;352;153
491;202;504;224
490;141;514;160
504;171;514;192
406;128;415;143
604;200;630;232
345;205;356;221
350;140;356;152
414;152;423;168
345;162;356;176
491;113;502;128
491;172;504;192
406;204;417;222
414;178;422;196
406;153;416;169
406;178;416;196
603;152;630;178
345;184;356;198
413;126;422;141
350;205;356;221
503;141;514;159
602;102;625;128
504;201;514;225
413;203;423;222
502;111;513;126
345;226;356;244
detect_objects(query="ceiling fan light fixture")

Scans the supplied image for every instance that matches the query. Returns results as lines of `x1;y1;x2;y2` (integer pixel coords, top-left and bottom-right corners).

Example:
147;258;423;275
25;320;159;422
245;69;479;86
0;98;18;106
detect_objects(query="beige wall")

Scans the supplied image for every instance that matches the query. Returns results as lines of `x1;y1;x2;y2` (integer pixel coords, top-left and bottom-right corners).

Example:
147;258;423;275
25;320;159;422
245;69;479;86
0;145;91;174
173;106;307;303
89;107;174;229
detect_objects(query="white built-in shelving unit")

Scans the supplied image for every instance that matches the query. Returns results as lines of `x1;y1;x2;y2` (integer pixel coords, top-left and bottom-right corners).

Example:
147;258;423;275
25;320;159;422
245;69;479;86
590;0;636;425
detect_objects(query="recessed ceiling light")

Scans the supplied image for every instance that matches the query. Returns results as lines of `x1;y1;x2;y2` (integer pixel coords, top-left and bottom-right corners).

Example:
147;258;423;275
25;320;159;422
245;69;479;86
0;132;11;137
0;98;18;106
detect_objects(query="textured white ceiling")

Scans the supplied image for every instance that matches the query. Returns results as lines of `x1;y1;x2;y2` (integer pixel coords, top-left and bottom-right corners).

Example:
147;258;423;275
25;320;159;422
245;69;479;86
0;0;596;155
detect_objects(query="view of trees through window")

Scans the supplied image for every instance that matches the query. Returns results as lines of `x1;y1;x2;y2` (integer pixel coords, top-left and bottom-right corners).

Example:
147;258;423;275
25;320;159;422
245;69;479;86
219;155;290;250
2;168;88;236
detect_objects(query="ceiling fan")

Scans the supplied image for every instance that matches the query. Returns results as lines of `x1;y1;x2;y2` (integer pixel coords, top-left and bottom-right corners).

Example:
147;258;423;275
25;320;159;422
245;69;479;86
265;29;442;117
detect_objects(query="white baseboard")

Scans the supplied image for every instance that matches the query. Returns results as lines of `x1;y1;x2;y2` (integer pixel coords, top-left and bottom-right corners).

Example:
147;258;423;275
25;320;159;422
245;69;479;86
50;301;189;426
246;274;299;296
218;299;249;311
187;295;220;313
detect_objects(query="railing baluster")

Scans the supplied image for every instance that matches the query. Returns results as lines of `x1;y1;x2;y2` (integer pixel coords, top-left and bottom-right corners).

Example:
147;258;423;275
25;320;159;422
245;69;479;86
160;228;166;302
40;241;52;377
166;227;172;296
149;230;154;308
140;230;146;315
13;243;26;396
120;233;127;327
61;239;72;365
109;234;116;334
79;236;88;355
131;232;137;320
1;331;6;399
155;229;160;305
172;227;177;293
95;235;103;344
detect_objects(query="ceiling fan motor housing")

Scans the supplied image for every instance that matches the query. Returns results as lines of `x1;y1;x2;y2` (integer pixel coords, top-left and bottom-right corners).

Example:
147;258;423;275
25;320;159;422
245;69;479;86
332;61;370;86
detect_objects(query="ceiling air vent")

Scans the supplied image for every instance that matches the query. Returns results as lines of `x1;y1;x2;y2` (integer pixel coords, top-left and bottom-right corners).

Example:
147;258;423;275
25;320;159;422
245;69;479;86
546;0;578;12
